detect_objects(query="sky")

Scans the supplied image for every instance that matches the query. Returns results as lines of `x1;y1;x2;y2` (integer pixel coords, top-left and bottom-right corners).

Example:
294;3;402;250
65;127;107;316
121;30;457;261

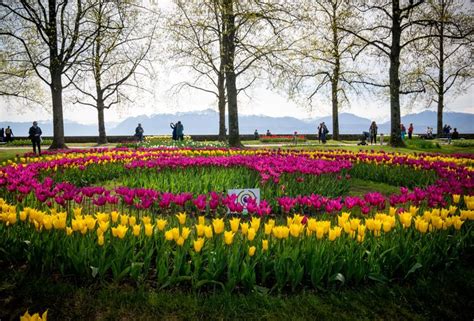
1;0;473;125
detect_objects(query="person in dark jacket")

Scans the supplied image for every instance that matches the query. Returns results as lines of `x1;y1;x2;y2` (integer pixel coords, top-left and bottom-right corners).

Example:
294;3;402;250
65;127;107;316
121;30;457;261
135;123;144;142
369;121;378;144
408;123;414;139
5;126;13;142
451;128;459;140
170;122;177;140
320;122;328;144
176;121;184;141
0;128;4;142
28;121;42;156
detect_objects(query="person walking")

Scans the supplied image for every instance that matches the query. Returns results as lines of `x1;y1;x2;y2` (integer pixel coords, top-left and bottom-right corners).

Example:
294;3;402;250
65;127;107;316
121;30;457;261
400;124;406;140
5;126;13;143
176;121;184;141
135;123;144;142
369;121;378;145
28;121;42;156
317;123;322;143
170;122;177;140
254;129;259;140
321;122;328;144
408;123;414;139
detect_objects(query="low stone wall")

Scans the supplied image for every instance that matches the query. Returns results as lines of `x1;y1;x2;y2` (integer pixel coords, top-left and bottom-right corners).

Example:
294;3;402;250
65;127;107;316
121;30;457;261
11;133;474;143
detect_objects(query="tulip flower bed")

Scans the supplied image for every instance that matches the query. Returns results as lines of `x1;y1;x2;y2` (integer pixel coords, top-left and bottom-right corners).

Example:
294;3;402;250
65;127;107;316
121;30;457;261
0;147;473;292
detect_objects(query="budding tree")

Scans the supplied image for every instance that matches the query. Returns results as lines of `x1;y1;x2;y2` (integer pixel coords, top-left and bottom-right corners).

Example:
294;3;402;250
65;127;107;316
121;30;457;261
0;0;98;149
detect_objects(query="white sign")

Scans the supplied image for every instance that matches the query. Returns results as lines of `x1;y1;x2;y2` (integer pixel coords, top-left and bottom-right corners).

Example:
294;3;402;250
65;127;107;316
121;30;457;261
228;188;260;213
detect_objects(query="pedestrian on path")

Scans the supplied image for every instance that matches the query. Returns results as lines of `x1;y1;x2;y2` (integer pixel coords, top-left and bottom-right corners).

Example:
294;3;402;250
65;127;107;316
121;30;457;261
28;121;42;156
5;126;13;143
369;121;378;145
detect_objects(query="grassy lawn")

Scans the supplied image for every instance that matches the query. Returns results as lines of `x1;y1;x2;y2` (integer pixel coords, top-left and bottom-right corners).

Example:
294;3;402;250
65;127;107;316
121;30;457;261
1;257;472;320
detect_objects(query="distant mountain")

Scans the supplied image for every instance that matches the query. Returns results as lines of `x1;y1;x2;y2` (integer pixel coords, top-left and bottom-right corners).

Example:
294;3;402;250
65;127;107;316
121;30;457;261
2;109;473;136
0;120;112;137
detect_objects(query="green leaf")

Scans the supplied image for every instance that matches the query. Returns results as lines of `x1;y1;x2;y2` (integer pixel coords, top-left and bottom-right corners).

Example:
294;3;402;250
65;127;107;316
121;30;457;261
90;266;99;278
405;262;423;279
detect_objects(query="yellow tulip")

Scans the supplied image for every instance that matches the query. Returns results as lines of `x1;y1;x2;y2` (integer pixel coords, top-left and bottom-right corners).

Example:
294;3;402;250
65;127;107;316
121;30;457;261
120;214;129;226
204;225;213;239
328;228;338;241
20;210;28;221
144;223;154;237
248;246;256;257
453;216;464;230
195;224;205;237
289;223;303;238
264;223;273;235
164;230;174;241
111;211;119;223
112;225;128;239
98;234;105;246
129;216;137;226
98;221;109;233
193;238;205;252
247;227;256;241
133;224;141;236
349;218;360;231
176;236;185;246
181;227;191;239
262;239;269;251
141;216;152;225
73;207;82;217
267;219;276;227
240;222;249;235
171;227;180;241
212;218;225;234
250;217;261;231
156;219;167;231
176;212;186;225
20;310;48;321
452;194;461;204
66;227;73;236
229;217;240;233
224;231;234;245
198;216;206;225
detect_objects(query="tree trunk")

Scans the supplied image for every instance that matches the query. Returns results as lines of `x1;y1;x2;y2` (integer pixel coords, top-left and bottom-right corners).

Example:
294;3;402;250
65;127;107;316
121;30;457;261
48;0;67;150
389;0;404;147
49;71;67;149
436;12;445;137
331;75;339;141
331;2;340;141
97;94;108;145
218;65;226;141
222;0;240;147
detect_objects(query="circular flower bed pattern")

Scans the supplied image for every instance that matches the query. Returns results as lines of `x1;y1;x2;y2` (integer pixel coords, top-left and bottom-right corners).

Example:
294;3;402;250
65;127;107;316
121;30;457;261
0;148;473;291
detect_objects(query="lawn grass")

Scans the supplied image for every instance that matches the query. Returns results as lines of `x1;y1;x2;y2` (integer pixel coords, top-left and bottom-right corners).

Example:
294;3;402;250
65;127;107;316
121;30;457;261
1;256;472;321
0;149;30;163
348;178;401;197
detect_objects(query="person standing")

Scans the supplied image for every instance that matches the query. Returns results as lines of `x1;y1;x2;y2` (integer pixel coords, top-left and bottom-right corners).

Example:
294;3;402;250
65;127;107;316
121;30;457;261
5;126;13;143
170;123;177;140
317;123;322;143
135;123;144;142
408;123;414;139
321;122;328;144
0;128;4;143
176;121;184;141
400;124;406;140
254;129;259;140
28;121;42;156
369;121;378;145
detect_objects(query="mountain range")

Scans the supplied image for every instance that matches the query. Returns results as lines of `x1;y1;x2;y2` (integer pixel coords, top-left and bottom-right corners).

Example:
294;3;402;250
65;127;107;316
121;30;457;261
2;110;473;136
